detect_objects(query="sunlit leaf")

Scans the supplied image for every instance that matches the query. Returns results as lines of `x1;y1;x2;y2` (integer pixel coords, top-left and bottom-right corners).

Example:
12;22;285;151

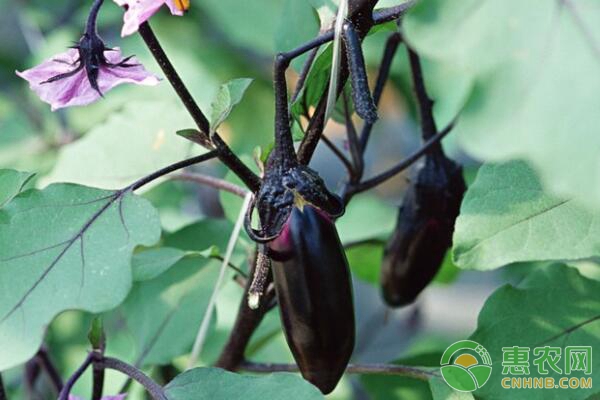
165;368;324;399
0;184;160;370
454;161;600;270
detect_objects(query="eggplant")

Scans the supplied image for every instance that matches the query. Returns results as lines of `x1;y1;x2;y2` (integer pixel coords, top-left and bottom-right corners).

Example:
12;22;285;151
381;151;466;307
269;205;355;394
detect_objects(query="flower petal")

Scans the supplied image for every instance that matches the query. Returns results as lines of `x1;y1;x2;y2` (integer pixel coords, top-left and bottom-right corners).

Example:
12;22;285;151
16;48;159;111
114;0;184;36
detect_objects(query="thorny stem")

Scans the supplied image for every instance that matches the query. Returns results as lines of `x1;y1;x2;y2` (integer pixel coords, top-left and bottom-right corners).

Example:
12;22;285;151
137;22;261;192
98;356;167;400
171;172;248;198
240;361;435;381
297;3;413;165
85;0;104;37
58;352;94;400
36;348;63;393
272;55;297;167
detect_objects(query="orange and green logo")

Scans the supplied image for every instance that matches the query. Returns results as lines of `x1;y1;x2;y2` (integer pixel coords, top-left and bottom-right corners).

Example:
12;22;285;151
440;340;493;392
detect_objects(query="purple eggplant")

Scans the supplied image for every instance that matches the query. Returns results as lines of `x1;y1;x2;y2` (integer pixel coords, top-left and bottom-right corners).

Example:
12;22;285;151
268;205;354;394
381;151;466;307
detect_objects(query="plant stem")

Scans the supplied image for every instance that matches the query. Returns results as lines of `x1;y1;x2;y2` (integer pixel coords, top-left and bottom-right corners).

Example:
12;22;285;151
128;151;219;192
215;259;275;370
171;172;248;198
358;32;402;153
346;121;455;196
137;22;261;192
0;373;6;400
98;356;167;400
240;361;435;381
58;352;94;400
36;348;63;394
188;193;253;369
85;0;104;37
407;46;438;142
291;47;319;103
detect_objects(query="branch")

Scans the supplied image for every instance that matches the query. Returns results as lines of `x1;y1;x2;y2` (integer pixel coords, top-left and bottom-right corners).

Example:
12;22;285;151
291;47;320;103
358;32;402;153
0;373;6;400
407;46;437;141
321;134;355;176
171;172;248;198
58;352;94;400
137;22;261;192
347;121;455;196
239;361;435;381
36;348;63;394
215;253;276;370
128;151;219;192
98;356;167;400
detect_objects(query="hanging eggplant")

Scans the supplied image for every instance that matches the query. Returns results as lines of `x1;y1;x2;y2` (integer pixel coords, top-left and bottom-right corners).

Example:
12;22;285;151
242;45;355;394
380;148;466;307
268;205;354;394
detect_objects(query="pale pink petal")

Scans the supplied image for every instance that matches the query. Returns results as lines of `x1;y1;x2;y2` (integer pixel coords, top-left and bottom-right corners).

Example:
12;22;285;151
165;0;186;16
114;0;183;37
69;394;127;400
16;48;159;111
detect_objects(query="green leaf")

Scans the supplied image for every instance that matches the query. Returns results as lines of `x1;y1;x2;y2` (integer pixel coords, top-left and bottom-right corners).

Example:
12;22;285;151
276;0;319;71
43;101;200;189
0;169;34;208
429;376;475;400
404;0;600;210
453;161;600;271
346;242;384;285
165;368;324;399
104;257;220;367
132;246;223;282
469;264;600;400
132;247;187;282
337;195;396;244
209;78;253;133
0;184;160;370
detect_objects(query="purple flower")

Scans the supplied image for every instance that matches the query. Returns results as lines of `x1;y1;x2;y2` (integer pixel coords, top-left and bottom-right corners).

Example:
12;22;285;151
69;394;126;400
114;0;189;36
16;40;159;111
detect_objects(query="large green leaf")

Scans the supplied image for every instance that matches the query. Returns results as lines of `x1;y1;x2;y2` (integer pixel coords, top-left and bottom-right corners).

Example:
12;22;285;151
0;184;160;370
43;101;200;189
0;169;34;208
454;161;600;270
165;368;324;399
469;264;600;399
276;0;319;71
404;0;600;210
104;256;220;367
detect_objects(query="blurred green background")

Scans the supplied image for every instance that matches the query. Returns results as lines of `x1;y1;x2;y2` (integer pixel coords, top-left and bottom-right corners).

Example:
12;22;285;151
0;1;496;399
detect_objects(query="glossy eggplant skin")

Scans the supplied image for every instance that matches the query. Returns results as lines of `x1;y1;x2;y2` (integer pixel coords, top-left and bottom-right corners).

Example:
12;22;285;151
269;205;355;395
381;151;466;307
